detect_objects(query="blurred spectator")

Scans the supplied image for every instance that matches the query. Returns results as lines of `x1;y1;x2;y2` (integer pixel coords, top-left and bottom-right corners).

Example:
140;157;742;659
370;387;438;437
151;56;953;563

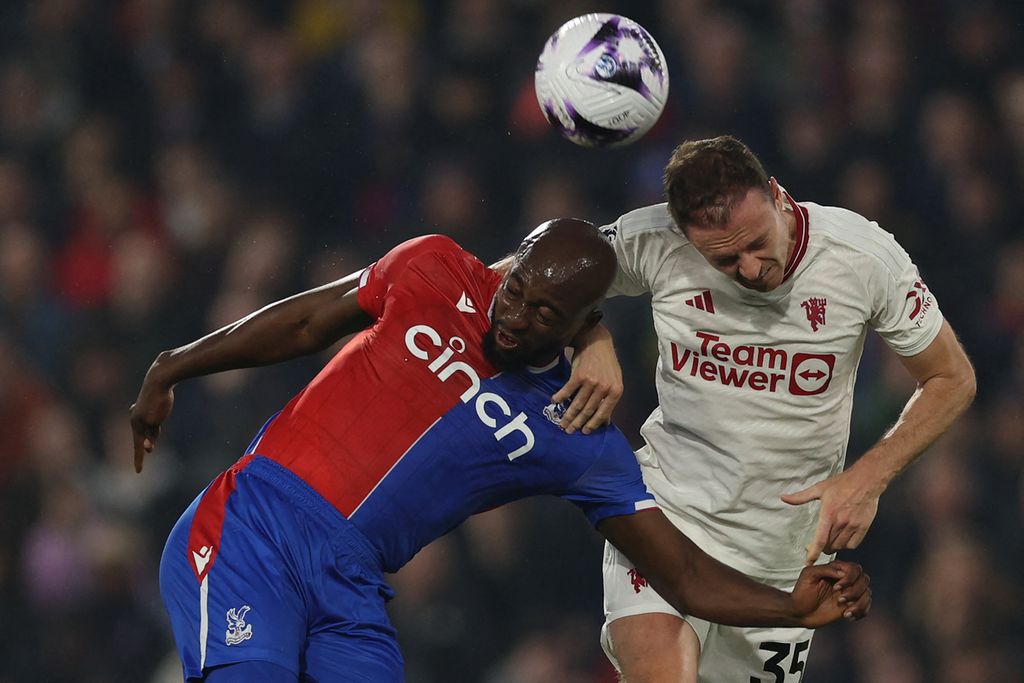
993;70;1024;173
154;142;237;255
993;242;1024;337
0;330;51;484
904;528;1021;671
0;156;37;226
0;222;70;376
21;477;95;614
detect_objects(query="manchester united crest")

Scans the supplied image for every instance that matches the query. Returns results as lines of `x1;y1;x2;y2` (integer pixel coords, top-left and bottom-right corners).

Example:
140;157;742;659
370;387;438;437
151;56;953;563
800;297;827;332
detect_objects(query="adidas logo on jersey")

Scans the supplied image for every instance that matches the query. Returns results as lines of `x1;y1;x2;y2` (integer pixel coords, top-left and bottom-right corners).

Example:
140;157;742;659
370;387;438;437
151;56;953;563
684;290;715;313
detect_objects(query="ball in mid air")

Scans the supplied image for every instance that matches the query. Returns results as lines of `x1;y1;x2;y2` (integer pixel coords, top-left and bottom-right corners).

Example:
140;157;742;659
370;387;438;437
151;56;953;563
535;13;669;148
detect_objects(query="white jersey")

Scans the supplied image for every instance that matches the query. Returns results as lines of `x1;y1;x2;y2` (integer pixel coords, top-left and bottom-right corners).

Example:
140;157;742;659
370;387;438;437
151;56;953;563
604;194;943;579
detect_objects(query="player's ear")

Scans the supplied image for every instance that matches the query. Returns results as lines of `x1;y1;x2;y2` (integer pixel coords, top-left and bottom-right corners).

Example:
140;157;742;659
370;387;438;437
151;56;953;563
579;309;603;334
568;310;602;349
769;177;784;207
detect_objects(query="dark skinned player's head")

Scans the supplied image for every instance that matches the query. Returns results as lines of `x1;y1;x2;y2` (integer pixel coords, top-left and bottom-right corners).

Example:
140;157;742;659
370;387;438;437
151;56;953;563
485;218;616;369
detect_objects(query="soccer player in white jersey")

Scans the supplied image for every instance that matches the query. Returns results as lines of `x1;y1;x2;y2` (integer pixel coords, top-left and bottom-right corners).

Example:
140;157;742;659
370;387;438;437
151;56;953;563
552;136;976;682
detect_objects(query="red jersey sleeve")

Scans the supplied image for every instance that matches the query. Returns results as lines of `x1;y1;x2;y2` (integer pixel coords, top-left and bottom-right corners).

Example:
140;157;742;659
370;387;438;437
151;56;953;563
357;234;464;318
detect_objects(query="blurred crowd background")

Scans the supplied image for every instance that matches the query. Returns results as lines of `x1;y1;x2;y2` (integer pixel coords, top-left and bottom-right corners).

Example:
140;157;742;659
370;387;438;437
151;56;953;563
0;0;1021;681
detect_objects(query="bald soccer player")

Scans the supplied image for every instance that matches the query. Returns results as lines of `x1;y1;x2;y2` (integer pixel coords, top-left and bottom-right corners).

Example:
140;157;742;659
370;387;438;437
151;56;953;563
131;219;871;682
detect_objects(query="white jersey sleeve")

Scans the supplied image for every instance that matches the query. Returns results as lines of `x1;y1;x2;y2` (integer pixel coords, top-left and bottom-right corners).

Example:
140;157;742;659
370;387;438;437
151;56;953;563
815;206;944;357
866;232;943;356
601;204;682;297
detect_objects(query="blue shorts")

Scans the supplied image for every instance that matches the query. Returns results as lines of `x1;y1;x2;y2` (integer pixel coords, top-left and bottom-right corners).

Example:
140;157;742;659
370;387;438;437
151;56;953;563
159;455;403;681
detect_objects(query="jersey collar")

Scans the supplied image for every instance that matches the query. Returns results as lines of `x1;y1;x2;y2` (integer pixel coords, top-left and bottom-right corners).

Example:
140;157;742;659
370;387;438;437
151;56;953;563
781;191;809;283
527;354;562;374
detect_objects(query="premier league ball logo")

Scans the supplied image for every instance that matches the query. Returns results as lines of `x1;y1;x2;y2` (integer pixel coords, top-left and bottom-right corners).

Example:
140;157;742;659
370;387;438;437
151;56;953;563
535;14;669;147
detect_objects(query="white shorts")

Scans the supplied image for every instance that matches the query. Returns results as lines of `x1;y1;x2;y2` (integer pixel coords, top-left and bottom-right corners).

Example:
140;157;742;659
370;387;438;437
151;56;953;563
601;541;816;682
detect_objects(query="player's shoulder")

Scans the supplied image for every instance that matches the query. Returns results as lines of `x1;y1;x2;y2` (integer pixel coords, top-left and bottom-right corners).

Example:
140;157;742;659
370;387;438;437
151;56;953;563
605;203;681;242
394;233;473;263
603;204;690;269
804;202;911;277
366;233;498;309
388;234;489;277
578;422;649;482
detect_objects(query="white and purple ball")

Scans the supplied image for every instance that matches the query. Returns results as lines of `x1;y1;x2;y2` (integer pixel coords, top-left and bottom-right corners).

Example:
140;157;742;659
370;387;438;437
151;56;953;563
535;14;669;148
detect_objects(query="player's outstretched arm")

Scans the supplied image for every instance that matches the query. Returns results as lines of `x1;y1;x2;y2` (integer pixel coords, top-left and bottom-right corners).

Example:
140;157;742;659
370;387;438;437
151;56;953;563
130;270;373;472
597;509;871;629
782;321;976;563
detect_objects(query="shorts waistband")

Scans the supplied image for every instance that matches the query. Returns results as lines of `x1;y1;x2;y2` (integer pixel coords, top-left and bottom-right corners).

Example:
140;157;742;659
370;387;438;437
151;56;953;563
240;455;383;571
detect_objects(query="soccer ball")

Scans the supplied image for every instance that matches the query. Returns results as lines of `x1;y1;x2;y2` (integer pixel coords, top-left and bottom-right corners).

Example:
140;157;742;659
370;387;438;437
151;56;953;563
535;14;669;148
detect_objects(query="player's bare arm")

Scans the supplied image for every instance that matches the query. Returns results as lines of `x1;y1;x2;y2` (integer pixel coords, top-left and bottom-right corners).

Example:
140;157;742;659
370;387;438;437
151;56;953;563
130;270;372;472
552;323;624;434
597;509;872;628
782;321;976;563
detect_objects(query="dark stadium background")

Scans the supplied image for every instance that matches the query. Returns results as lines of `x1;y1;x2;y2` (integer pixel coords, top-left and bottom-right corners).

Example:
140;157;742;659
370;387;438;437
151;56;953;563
0;1;1021;681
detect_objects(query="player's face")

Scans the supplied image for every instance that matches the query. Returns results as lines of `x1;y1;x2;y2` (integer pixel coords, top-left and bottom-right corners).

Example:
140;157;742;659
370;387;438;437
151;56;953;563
486;266;596;369
687;179;794;292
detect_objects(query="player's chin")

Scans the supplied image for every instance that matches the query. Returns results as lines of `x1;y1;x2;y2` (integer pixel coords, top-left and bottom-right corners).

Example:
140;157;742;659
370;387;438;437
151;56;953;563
739;275;780;292
482;331;524;369
739;265;784;292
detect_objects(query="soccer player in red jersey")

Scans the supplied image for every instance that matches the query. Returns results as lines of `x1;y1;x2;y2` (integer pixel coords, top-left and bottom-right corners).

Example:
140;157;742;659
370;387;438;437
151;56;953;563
131;218;871;682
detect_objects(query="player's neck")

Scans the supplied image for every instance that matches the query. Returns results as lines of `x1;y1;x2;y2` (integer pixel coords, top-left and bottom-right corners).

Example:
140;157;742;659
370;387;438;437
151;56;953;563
783;202;799;264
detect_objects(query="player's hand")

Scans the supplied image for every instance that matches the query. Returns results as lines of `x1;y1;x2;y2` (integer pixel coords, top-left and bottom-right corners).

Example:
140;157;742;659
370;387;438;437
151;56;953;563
781;467;882;565
552;324;622;435
791;560;872;628
129;379;175;473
